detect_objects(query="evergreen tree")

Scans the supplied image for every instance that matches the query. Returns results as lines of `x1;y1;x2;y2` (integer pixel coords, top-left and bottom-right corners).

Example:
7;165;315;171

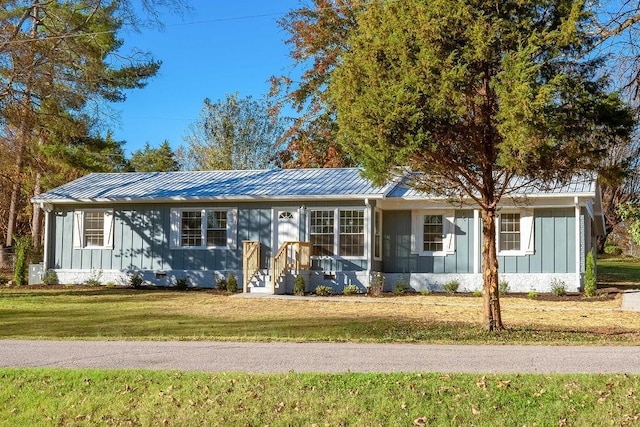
328;0;634;331
129;141;180;172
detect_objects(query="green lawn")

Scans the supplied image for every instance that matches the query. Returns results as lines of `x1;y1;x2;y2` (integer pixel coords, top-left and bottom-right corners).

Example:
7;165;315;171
1;368;639;426
598;256;640;286
1;286;639;344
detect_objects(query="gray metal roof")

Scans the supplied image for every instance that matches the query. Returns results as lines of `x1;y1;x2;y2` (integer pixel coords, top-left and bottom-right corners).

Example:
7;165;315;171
33;168;390;203
387;175;597;198
32;168;598;205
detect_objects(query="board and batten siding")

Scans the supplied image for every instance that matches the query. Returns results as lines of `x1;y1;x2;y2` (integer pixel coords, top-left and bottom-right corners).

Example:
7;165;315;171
382;208;577;275
382;210;475;274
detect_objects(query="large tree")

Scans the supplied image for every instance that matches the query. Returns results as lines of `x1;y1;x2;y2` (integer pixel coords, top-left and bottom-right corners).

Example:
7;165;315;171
0;0;186;252
180;94;285;171
270;0;361;168
328;0;634;331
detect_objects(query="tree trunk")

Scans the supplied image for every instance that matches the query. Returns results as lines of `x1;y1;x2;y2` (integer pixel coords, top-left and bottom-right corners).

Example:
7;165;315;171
31;170;42;245
5;143;25;247
481;207;504;331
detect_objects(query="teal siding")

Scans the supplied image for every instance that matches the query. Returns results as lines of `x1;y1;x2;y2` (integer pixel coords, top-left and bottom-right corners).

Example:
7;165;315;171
382;210;474;273
498;208;575;274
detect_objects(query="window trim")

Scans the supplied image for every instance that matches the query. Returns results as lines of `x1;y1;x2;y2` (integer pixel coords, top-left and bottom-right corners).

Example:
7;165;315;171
411;209;456;256
73;209;114;249
170;207;237;250
307;207;368;259
496;209;535;256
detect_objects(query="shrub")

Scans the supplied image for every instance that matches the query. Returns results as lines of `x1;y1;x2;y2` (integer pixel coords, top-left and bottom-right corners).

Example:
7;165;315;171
393;283;409;295
42;270;59;286
473;290;483;297
129;272;144;289
368;272;384;297
227;273;238;293
0;276;9;285
527;290;538;299
550;278;567;296
175;275;189;290
584;250;597;297
85;270;103;286
315;285;332;296
13;236;31;286
443;280;460;294
216;276;227;290
420;289;431;296
604;243;623;256
498;279;509;296
343;284;358;295
294;275;306;296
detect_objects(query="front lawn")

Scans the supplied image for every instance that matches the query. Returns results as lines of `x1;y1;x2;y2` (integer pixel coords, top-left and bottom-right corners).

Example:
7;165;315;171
1;368;639;426
598;256;640;287
0;286;638;344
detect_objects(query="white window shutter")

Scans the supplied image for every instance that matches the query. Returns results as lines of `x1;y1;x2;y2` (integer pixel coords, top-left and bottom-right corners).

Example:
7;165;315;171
521;209;535;254
410;210;421;254
443;210;456;254
73;210;85;248
169;209;181;249
103;210;114;248
227;208;238;250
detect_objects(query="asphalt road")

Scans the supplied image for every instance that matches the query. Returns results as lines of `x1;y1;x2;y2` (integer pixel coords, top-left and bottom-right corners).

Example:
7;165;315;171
1;340;640;373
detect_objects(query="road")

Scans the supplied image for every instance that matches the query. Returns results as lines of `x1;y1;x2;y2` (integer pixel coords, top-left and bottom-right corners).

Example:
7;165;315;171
1;340;640;373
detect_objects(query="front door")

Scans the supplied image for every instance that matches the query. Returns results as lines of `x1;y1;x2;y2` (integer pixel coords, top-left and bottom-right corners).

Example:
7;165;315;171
275;209;300;252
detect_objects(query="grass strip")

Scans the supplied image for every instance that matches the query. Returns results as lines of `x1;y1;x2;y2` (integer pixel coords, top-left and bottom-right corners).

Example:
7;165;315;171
1;368;639;426
1;287;639;344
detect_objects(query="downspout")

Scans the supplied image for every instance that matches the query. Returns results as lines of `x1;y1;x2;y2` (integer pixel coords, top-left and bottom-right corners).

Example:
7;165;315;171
364;198;371;287
574;197;581;290
473;209;480;275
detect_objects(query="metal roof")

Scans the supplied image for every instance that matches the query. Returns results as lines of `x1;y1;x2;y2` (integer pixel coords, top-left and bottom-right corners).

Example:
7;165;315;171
33;168;391;203
387;175;597;199
32;168;599;205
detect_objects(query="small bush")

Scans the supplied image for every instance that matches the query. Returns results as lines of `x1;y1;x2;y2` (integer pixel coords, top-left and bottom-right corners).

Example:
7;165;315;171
393;283;409;295
604;243;623;256
42;270;58;286
129;273;144;289
227;273;238;293
550;278;567;296
343;284;358;295
294;275;306;296
0;276;9;285
13;236;31;286
175;275;189;290
368;272;384;297
498;279;509;296
527;290;538;299
216;276;227;290
85;270;103;286
443;280;460;294
420;289;431;296
584;250;597;297
315;285;332;296
473;290;483;297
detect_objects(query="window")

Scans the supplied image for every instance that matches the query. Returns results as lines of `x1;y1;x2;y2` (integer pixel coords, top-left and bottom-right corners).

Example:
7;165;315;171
310;210;334;256
339;210;364;257
309;208;366;257
423;215;444;252
206;210;227;246
499;213;520;251
170;208;237;249
181;211;202;247
411;210;455;255
73;209;114;249
496;210;535;255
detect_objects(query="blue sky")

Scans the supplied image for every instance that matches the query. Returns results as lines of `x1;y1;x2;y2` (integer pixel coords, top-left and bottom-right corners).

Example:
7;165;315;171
113;1;300;155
